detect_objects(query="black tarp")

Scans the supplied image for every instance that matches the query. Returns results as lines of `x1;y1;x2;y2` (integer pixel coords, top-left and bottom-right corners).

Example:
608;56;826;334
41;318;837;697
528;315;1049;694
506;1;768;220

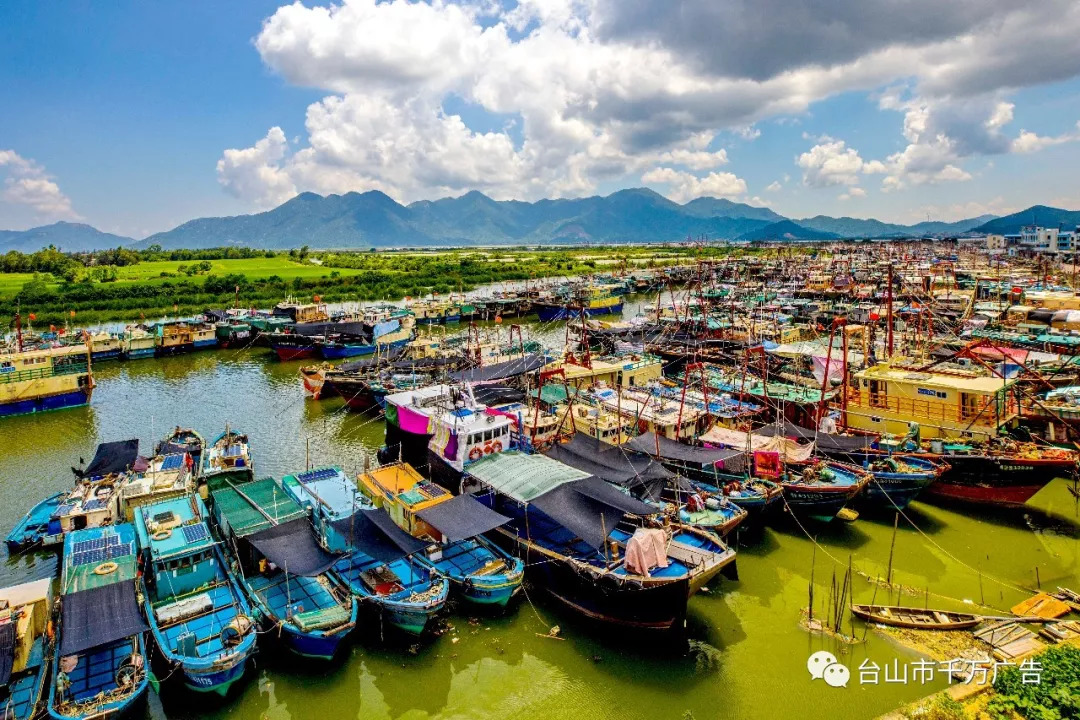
60;581;148;656
543;433;684;500
203;309;229;322
448;353;547;383
529;477;658;550
338;347;407;373
158;442;196;456
0;621;13;686
756;421;875;452
472;386;525;407
628;432;744;466
415;494;510;542
330;509;428;565
77;439;139;478
249;517;340;577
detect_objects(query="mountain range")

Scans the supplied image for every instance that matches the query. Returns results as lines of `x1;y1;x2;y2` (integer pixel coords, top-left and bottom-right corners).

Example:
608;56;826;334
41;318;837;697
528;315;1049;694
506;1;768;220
1;187;1073;252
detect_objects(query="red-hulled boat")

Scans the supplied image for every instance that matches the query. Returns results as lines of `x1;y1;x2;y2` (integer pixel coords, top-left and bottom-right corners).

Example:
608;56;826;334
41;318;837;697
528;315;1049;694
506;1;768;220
915;441;1076;506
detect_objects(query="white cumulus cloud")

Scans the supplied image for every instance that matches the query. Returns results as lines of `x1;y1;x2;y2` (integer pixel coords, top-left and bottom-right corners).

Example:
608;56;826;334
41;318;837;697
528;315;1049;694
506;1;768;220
641;167;748;203
0;149;79;221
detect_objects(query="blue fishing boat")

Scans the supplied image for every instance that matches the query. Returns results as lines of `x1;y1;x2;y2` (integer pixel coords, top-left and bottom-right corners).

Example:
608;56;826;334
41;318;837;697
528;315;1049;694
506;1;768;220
48;525;149;720
279;467;448;636
0;579;53;720
859;455;944;510
206;476;357;660
5;491;65;552
133;497;256;696
464;451;737;632
356;462;523;608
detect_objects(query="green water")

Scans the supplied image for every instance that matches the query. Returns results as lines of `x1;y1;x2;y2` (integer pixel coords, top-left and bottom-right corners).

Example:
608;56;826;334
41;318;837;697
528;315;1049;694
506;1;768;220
1;329;1079;719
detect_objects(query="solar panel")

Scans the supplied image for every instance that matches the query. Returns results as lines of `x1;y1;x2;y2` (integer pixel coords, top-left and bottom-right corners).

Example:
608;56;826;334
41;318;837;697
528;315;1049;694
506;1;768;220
153;511;175;524
72;537;106;554
107;542;132;560
181;524;209;544
298;468;337;483
72;541;132;567
82;499;107;511
161;454;184;470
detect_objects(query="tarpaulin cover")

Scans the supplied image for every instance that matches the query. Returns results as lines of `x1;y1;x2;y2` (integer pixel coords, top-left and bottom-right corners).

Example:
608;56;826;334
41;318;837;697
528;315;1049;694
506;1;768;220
416;494;511;542
0;622;14;687
158;442;195;456
529;477;657;550
448;354;547;383
627;432;744;466
292;321;369;337
1028;310;1055;324
203;309;229;322
372;319;400;339
59;581;148;656
337;347;407;372
756;421;875;453
465;451;589;502
249;517;340;577
79;439;139;478
473;386;525;406
330;508;428;565
699;426;816;462
543;433;684;500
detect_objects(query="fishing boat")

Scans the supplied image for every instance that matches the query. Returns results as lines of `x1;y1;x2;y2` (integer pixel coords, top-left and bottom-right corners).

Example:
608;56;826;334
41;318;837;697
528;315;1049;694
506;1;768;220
112;451;197;524
207;476;357;660
849;604;981;630
202;427;253;486
270;298;328;325
7;440;141;552
357;462;524;608
151;319;217;356
625;432;783;518
0;579;53;720
316;314;415;360
533;290;624;322
133;496;256;695
212;318;254;349
465;451;737;632
155;427;205;471
120;327;155;360
425;392;519;491
88;332;123;362
48;524;149;720
0;344;94;417
279;466;449;636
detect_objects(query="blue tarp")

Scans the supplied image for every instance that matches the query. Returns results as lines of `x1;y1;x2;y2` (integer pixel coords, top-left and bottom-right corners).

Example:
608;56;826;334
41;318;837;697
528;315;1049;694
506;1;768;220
372;319;400;339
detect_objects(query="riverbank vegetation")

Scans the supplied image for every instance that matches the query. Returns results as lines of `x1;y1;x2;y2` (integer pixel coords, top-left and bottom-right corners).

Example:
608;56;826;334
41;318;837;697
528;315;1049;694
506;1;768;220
0;244;765;326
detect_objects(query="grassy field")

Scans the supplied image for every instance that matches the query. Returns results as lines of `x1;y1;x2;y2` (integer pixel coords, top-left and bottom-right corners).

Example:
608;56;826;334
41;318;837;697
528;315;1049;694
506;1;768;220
112;257;358;284
0;273;38;295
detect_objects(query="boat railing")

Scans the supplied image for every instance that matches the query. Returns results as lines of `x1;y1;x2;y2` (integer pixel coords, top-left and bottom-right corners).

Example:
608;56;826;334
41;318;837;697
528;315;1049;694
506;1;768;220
0;361;88;384
846;389;1013;425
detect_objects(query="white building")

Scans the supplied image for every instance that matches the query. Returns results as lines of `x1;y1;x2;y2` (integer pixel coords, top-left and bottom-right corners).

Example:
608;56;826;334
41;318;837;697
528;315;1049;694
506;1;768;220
986;234;1007;254
1019;226;1080;255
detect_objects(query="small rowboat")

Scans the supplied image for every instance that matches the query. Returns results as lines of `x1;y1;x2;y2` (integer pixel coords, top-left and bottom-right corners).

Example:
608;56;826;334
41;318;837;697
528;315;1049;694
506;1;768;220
850;604;981;631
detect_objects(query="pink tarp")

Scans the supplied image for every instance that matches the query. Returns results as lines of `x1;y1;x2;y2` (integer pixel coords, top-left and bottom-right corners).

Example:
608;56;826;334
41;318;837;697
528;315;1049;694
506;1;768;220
396;404;433;435
623;528;669;576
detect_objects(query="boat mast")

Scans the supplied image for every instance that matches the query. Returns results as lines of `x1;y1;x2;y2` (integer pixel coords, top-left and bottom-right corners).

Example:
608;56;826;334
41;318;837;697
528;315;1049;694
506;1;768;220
14;309;23;353
886;261;894;359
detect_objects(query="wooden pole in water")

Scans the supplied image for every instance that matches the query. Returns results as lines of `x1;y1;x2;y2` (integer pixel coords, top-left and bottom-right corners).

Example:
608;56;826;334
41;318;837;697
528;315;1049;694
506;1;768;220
1035;566;1041;589
979;566;985;606
808;542;817;622
306;437;311;471
886;511;899;585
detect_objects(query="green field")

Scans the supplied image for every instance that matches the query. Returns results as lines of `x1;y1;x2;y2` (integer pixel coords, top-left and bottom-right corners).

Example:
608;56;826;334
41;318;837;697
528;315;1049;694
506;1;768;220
0;273;39;295
112;257;358;284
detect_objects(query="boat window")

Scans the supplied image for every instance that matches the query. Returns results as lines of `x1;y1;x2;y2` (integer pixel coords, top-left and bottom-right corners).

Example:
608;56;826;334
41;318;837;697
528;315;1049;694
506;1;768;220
484;429;493;441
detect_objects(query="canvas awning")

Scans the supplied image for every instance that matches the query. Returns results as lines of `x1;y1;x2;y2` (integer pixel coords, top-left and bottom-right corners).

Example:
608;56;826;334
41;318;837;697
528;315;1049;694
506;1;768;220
627;432;744;466
699;426;816;462
448;353;547;384
415;494;511;542
249;517;340;577
59;580;148;656
544;433;684;500
756;421;876;453
465;451;590;502
529;477;658;550
330;508;428;565
77;439;140;478
209;477;308;538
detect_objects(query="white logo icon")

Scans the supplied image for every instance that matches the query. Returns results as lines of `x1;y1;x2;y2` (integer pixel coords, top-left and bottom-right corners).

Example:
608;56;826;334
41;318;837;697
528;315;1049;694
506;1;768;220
808;651;849;688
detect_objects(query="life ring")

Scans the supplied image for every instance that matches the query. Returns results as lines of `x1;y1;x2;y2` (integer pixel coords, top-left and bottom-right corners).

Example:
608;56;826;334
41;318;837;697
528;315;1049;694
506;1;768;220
483;443;493;455
93;561;119;576
491;440;503;453
152;529;172;541
468;447;484;461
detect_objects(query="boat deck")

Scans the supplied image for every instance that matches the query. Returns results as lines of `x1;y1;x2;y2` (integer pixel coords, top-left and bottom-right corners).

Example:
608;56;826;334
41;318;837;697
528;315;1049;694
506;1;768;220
247;572;345;626
155;583;242;659
334;554;432;600
64;638;136;702
430;539;502;577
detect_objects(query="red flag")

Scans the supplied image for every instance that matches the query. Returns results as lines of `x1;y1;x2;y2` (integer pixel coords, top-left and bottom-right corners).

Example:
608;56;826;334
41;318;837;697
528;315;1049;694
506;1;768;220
28;313;36;321
313;295;321;303
49;325;56;332
69;310;76;318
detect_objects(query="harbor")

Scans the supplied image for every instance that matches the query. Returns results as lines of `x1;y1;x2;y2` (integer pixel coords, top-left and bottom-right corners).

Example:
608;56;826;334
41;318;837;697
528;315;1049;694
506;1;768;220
1;248;1080;720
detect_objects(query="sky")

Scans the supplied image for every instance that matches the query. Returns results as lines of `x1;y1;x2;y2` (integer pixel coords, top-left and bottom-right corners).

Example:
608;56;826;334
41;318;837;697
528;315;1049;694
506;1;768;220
2;0;1080;239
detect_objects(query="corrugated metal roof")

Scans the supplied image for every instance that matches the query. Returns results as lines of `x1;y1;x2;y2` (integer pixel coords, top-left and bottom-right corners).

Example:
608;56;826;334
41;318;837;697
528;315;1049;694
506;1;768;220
465;451;589;502
211;477;307;538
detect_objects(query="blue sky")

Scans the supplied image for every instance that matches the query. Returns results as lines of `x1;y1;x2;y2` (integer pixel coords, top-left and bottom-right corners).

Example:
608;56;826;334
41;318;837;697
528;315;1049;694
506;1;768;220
2;0;1080;238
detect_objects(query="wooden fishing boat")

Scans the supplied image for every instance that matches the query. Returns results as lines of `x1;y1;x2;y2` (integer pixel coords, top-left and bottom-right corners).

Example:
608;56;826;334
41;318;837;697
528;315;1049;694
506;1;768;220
0;579;53;720
48;524;149;720
5;491;66;552
0;344;94;418
88;332;123;362
207;476;357;660
155;427;205;471
850;604;981;630
464;451;738;633
202;427;253;486
356;462;524;608
280;466;449;636
133;496;256;696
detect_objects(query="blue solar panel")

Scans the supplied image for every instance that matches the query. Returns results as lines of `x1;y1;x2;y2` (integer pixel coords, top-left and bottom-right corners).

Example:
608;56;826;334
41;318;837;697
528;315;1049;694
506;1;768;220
297;468;336;483
72;541;132;567
82;499;107;511
181;524;208;544
161;454;184;470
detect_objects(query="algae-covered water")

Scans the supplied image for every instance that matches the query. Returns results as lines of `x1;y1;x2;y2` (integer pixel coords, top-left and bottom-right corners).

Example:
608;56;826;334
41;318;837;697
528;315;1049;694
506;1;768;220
1;310;1078;720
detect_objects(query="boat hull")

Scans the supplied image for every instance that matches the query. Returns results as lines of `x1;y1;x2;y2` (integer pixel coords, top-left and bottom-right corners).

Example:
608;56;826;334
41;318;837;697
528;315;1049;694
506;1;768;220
279;625;351;660
91;349;122;362
272;345;318;361
179;658;247;696
921;454;1068;506
781;484;861;523
535;302;624;322
0;388;90;418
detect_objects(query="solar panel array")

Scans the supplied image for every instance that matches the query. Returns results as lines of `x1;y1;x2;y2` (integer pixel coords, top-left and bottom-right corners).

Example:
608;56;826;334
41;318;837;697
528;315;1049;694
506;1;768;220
181;524;209;544
72;541;132;567
297;467;337;483
71;534;121;554
161;454;185;470
82;499;107;512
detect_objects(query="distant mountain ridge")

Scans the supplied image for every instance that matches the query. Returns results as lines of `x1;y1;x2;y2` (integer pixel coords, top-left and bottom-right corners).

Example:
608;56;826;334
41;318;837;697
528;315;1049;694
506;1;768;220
6;188;1064;252
972;206;1080;235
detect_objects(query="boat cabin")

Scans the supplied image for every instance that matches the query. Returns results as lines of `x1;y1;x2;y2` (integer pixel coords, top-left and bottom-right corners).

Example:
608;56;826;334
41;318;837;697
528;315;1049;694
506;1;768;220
0;344;93;417
357;462;451;539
